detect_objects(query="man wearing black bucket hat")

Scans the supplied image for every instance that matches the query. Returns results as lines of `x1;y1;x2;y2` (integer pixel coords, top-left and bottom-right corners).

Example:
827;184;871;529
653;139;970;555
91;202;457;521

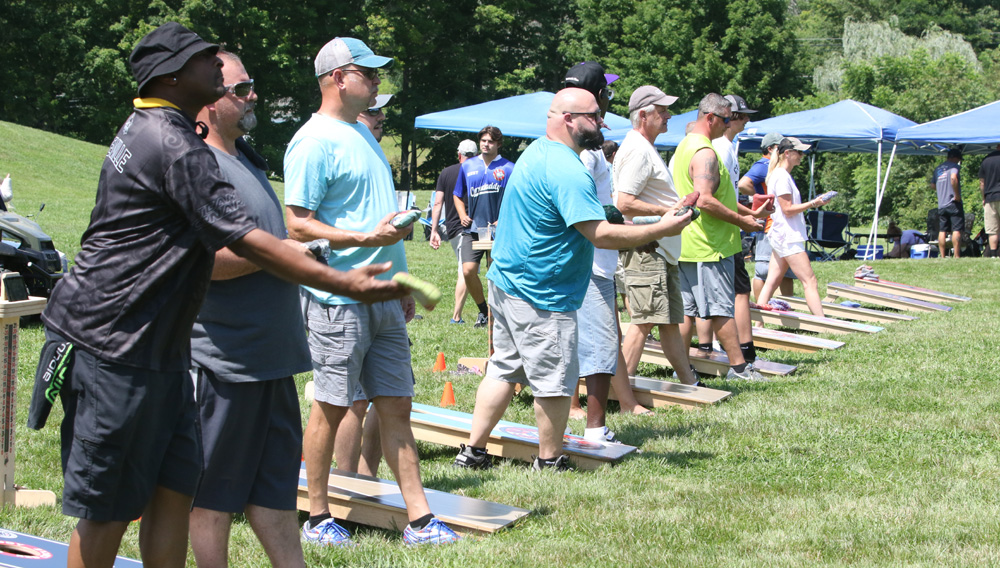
35;22;403;567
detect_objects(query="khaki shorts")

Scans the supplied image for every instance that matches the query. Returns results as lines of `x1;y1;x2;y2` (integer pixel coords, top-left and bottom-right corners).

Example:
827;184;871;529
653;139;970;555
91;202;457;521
620;248;683;325
985;201;1000;236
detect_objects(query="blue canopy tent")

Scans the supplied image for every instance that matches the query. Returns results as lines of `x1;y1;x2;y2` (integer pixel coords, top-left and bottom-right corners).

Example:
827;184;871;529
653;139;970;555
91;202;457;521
736;100;936;256
894;100;1000;155
414;91;632;139
604;109;699;150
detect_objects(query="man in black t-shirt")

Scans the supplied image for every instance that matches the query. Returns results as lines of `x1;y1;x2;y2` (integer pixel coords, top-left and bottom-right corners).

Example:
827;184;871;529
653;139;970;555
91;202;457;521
36;23;403;568
979;144;1000;257
429;139;478;323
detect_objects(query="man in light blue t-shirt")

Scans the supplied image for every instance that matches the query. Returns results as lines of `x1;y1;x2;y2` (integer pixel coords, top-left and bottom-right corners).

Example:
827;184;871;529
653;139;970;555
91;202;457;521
453;88;693;472
284;37;458;546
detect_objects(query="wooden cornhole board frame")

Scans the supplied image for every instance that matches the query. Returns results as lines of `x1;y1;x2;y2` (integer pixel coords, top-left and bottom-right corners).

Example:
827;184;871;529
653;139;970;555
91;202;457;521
576;375;730;409
852;277;971;303
825;282;952;313
408;403;636;470
776;296;916;324
750;327;844;353
1;297;56;509
0;527;142;567
750;307;883;334
296;463;528;536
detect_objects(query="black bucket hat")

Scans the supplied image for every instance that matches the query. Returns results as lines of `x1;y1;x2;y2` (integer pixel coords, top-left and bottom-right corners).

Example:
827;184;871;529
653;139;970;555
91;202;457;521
129;22;219;94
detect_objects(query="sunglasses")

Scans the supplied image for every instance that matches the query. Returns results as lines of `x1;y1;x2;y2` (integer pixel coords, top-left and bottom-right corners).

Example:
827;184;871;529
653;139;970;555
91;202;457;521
602;87;615;101
711;112;731;125
564;110;603;124
224;80;254;97
364;108;383;117
342;67;379;81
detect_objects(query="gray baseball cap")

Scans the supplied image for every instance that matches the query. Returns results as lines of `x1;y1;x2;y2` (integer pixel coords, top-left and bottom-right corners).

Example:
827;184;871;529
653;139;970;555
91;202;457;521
724;94;758;113
628;86;678;113
761;132;784;151
315;37;393;77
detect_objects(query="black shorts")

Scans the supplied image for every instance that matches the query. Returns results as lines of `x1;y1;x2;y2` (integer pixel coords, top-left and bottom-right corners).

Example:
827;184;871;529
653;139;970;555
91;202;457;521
192;368;302;512
55;331;201;522
734;254;752;295
456;233;487;265
938;202;965;233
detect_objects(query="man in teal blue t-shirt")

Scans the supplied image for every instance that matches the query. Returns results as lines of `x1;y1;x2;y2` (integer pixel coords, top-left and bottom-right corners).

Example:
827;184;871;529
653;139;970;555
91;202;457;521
453;88;694;471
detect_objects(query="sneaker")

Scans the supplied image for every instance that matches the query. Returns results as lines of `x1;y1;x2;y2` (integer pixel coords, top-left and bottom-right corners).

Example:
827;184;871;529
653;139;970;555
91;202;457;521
449;318;465;324
584;426;618;443
725;363;770;382
453;444;493;469
403;517;460;546
301;517;352;547
532;454;573;472
473;312;489;328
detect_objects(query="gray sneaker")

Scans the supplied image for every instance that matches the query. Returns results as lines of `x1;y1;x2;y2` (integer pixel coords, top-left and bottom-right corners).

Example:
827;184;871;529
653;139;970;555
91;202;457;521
532;454;573;472
726;363;770;382
453;444;493;469
474;312;489;328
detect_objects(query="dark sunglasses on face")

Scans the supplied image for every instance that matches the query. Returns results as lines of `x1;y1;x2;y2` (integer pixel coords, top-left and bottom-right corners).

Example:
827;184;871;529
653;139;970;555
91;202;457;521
224;80;254;97
364;108;382;117
342;67;379;81
711;112;731;125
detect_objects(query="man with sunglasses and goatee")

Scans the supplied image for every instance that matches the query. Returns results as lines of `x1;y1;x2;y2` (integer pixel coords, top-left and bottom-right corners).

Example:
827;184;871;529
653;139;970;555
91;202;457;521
284;37;458;547
189;51;312;568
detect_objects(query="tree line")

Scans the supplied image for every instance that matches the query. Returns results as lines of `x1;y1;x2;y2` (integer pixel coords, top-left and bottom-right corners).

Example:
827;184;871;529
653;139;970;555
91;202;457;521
2;0;998;227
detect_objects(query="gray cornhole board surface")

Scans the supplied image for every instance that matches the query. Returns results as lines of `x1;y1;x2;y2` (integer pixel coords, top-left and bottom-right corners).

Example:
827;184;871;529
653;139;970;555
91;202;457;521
750;307;883;334
296;462;529;536
825;282;952;313
409;403;636;469
776;296;917;323
751;326;845;353
853;277;970;303
577;376;731;409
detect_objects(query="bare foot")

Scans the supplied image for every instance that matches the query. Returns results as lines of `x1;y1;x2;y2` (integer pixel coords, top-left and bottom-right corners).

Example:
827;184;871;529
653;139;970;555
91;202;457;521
568;406;587;420
621;404;653;416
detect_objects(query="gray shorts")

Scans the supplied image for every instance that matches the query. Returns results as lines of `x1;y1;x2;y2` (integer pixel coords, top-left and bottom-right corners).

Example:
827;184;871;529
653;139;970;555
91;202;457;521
679;255;736;318
192;368;301;512
302;293;414;406
620;248;684;325
456;232;486;265
486;281;578;397
576;275;618;377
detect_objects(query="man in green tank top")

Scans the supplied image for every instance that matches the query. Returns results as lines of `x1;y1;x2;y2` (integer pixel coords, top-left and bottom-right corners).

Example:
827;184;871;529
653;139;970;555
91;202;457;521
671;93;767;382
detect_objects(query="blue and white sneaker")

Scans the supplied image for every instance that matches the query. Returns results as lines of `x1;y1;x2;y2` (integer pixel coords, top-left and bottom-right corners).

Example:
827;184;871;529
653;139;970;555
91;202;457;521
402;517;460;546
302;517;352;547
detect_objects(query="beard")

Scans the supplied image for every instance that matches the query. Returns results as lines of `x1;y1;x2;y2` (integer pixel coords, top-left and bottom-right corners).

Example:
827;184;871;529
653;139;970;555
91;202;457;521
237;108;258;133
574;123;605;151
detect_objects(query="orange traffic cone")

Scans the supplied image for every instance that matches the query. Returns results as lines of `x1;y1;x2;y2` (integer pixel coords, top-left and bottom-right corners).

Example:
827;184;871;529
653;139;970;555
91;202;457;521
432;352;446;372
440;381;456;407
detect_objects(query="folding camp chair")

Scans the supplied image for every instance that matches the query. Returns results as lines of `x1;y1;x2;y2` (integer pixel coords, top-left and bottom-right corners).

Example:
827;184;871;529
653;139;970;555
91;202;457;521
805;210;852;261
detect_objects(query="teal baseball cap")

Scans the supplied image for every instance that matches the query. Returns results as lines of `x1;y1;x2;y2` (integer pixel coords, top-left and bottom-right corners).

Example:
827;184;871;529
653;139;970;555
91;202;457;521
314;37;393;77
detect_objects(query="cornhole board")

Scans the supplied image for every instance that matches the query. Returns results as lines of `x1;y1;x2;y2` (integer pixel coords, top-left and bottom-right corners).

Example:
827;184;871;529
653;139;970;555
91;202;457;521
852;277;971;303
775;296;916;324
750;307;883;334
457;357;488;374
0;528;142;567
576;376;731;409
825;282;951;313
296;463;528;536
408;403;635;469
636;340;797;376
750;327;845;353
1;297;55;509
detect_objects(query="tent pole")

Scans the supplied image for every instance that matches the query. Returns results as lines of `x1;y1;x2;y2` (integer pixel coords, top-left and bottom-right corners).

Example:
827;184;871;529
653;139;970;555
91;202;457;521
867;142;897;259
809;154;816;199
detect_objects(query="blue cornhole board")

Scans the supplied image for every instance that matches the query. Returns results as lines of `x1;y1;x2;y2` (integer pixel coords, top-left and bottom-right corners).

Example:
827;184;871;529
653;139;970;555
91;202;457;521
0;528;141;567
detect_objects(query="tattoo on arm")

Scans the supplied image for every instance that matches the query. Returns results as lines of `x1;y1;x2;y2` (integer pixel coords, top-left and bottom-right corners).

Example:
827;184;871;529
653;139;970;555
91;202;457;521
692;153;720;189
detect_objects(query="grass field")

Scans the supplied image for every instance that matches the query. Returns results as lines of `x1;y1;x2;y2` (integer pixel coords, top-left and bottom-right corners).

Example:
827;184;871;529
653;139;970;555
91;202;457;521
3;120;1000;566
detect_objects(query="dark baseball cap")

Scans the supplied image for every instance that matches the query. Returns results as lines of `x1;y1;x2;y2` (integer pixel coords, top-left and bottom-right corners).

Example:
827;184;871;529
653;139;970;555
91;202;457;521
564;61;617;98
130;22;219;95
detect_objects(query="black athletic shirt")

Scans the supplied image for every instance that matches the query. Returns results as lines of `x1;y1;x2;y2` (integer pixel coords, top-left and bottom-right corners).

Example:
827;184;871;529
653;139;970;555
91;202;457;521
42;106;256;372
436;162;465;239
979;150;1000;203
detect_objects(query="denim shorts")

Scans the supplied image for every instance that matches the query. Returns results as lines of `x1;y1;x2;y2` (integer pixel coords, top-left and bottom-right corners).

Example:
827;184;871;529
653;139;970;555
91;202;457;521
576;275;618;377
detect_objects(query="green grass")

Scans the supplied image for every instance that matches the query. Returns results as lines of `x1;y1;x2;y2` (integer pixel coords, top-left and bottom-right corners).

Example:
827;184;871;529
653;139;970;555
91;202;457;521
4;121;1000;566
